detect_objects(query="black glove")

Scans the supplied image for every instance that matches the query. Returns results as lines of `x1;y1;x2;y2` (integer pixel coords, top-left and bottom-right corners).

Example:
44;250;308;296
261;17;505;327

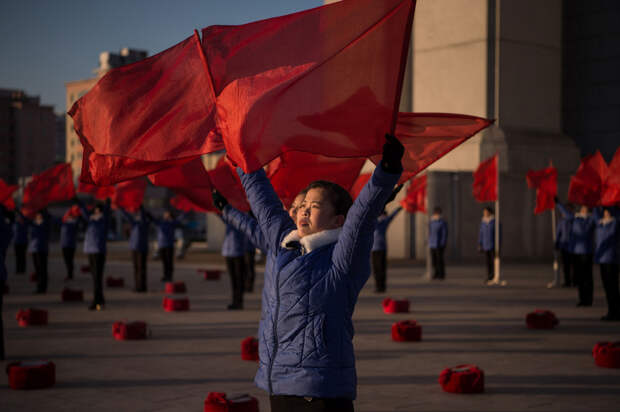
381;134;404;174
212;190;229;211
385;184;404;205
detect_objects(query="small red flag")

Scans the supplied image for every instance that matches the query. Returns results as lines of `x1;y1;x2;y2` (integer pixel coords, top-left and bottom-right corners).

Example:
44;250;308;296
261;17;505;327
401;174;427;213
0;179;18;206
472;155;497;202
568;151;609;207
526;165;557;214
78;181;115;200
22;163;75;215
112;178;147;212
170;194;208;213
602;148;620;206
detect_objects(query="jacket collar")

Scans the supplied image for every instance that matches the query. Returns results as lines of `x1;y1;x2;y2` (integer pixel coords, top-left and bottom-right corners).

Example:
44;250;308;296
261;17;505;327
281;228;342;255
482;215;495;223
600;216;615;225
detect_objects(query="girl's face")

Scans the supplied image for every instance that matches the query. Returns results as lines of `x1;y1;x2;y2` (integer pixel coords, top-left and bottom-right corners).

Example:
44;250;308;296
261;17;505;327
579;205;589;215
603;209;611;219
288;193;306;223
296;188;343;238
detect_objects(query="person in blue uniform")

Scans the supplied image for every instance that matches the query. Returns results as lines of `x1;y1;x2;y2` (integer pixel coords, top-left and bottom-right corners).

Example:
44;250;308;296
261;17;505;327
0;204;13;360
78;199;111;311
150;210;183;282
429;206;448;280
121;206;151;292
221;218;248;310
371;205;402;292
555;203;575;287
478;207;496;282
17;209;52;294
60;207;82;281
595;207;619;321
236;135;402;412
557;203;596;306
12;215;27;274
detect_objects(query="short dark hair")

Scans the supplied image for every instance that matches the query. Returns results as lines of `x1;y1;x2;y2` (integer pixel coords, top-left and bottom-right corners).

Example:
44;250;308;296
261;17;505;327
305;180;353;217
483;206;494;214
94;202;104;213
433;206;442;214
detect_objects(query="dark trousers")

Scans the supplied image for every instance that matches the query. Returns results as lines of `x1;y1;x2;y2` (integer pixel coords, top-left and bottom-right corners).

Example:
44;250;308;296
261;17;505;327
245;249;256;292
270;395;354;412
0;278;5;360
372;250;387;292
88;253;106;305
485;250;495;280
62;247;76;279
132;250;148;292
573;253;593;305
14;244;26;273
160;247;174;281
225;256;246;307
32;252;48;293
431;247;446;279
561;250;574;286
600;263;620;316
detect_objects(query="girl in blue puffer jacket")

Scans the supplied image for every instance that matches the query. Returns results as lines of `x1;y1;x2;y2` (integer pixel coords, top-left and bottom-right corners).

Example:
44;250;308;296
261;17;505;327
237;135;403;412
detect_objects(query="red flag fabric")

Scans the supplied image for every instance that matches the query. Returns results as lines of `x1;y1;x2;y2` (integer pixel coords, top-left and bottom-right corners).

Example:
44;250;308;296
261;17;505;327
68;33;221;185
526;165;557;214
568;151;609;207
602;148;620;206
350;173;372;200
208;157;251;212
0;179;18;206
203;0;416;172
78;181;115;200
112;178;147;212
268;152;365;208
472;155;497;203
170;194;208;213
3;197;15;211
22;163;75;215
401;174;426;213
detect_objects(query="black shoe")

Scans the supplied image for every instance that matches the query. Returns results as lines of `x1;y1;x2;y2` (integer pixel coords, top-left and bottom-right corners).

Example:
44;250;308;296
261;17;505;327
33;290;45;295
601;314;620;321
227;303;243;310
576;302;592;307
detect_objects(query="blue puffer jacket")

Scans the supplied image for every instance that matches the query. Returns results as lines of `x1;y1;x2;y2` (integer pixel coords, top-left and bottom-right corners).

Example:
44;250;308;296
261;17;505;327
13;219;28;245
239;163;399;400
80;202;110;254
372;207;401;251
26;214;51;254
0;207;12;281
595;218;618;264
558;204;595;255
478;217;495;251
122;208;150;252
429;217;448;249
555;214;573;251
60;218;80;249
221;220;247;258
153;217;180;248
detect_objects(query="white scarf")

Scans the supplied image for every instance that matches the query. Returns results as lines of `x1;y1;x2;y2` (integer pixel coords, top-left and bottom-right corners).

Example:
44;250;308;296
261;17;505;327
281;228;342;255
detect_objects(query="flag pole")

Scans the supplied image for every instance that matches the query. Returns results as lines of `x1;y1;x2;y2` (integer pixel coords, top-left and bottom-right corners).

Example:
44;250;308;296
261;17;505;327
424;191;431;281
491;154;506;286
547;207;560;288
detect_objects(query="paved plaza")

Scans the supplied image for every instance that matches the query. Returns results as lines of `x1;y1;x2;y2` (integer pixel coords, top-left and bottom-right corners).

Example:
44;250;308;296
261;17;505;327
1;244;619;412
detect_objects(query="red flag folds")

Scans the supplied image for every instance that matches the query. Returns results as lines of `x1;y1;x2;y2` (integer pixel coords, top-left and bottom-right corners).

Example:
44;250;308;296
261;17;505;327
568;151;608;207
526;165;557;214
0;179;18;208
170;194;208;213
472;155;497;203
401;174;426;213
78;181;115;200
602;148;620;206
112;179;147;212
22;163;75;216
350;173;372;200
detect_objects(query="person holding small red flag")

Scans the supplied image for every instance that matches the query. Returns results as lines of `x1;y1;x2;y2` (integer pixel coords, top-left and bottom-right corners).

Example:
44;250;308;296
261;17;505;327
371;191;402;293
120;206;151;292
150;210;184;282
60;206;83;281
555;202;575;287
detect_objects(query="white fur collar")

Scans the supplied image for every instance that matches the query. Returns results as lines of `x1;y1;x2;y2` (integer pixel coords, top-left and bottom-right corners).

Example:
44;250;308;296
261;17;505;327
600;216;615;225
575;212;589;219
281;228;342;254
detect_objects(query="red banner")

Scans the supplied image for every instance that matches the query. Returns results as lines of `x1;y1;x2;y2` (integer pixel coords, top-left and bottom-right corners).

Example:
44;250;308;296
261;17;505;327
22;163;75;215
0;178;17;207
568;151;608;207
401;174;426;213
78;181;115;200
170;194;208;212
112;178;147;212
350;173;372;200
526;165;557;214
472;155;497;202
602;148;620;206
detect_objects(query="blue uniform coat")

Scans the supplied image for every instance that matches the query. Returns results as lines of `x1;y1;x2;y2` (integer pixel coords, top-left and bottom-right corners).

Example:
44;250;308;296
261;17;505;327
429;217;448;249
558;204;595;255
478;217;495;252
221;221;247;258
371;207;401;251
12;220;28;245
26;214;51;254
595;218;618;264
555;214;573;251
60;218;80;249
121;208;150;252
79;202;110;254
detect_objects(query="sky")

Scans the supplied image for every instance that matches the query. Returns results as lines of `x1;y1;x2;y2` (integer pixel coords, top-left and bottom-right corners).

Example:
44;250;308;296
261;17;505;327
0;0;322;115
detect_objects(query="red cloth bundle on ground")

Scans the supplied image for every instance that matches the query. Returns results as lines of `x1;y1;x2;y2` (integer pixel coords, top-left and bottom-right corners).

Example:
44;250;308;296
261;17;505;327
29;272;37;282
241;337;259;362
6;361;56;390
203;392;259;412
592;342;620;368
391;320;422;342
165;281;187;294
112;321;148;341
80;264;90;273
61;288;84;302
199;269;221;280
439;364;485;394
163;296;190;312
525;310;559;329
382;298;410;314
106;277;125;288
16;309;48;327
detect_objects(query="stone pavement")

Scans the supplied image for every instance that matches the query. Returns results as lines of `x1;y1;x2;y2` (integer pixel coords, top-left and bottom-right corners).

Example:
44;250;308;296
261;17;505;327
1;247;619;412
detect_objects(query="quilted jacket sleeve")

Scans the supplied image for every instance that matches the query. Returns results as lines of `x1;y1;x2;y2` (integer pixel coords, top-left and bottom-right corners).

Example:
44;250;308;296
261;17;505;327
332;163;400;287
222;205;269;253
238;167;296;252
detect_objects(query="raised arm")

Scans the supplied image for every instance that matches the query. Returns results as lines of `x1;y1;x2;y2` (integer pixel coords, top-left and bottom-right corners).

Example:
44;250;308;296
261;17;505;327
120;208;136;225
237;168;296;251
222;204;268;253
556;202;573;219
384;207;402;226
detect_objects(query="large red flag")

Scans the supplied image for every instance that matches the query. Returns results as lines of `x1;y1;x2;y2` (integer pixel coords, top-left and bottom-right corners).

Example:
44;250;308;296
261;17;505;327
350;173;372;200
0;179;18;205
526;165;557;214
78;181;115;200
112;178;147;212
170;194;208;213
203;0;415;172
208;157;251;212
401;174;426;213
602;148;620;206
472;155;498;202
22;163;75;216
68;33;221;185
268;152;365;208
568;151;608;207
